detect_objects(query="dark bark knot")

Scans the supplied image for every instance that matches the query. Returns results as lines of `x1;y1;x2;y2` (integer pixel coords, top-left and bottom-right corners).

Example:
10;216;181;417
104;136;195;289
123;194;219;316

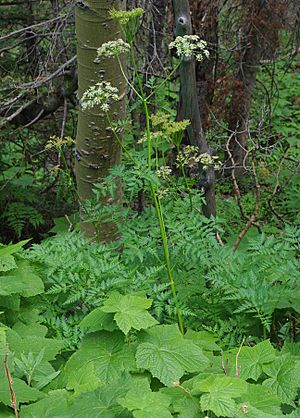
76;1;88;10
178;16;187;25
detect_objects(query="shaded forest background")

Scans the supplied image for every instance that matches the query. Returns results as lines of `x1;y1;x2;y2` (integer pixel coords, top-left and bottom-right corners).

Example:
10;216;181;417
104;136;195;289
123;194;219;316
0;0;299;242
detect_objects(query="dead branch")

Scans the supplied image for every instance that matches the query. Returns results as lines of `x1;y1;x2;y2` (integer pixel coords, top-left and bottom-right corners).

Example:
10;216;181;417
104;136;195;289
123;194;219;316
4;346;19;418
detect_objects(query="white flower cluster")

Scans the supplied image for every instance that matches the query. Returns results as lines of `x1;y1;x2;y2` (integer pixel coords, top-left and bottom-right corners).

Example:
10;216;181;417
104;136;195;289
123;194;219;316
176;146;221;170
138;131;166;145
97;39;130;58
169;35;209;61
198;153;222;170
157;188;169;199
80;81;119;112
157;166;172;181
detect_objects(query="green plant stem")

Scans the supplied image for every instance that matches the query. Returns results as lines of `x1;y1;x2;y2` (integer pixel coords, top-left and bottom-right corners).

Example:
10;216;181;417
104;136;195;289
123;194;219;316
128;46;184;334
263;325;267;340
105;112;134;163
146;60;182;102
152;189;184;334
176;145;193;211
117;56;143;101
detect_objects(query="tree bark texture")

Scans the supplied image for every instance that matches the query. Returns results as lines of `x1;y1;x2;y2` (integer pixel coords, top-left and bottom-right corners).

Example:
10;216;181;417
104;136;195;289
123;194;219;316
75;0;126;241
172;0;216;217
190;0;220;129
226;0;288;176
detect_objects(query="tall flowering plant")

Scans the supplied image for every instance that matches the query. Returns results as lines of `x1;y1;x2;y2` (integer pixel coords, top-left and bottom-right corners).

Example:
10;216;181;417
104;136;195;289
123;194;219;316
80;9;215;333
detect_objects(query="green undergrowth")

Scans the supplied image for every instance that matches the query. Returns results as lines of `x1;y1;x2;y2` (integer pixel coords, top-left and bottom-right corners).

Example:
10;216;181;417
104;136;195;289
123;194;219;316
0;216;299;417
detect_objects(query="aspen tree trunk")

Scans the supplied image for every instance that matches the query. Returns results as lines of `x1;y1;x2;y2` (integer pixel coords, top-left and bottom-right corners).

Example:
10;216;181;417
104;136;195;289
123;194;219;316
75;0;126;241
172;0;216;217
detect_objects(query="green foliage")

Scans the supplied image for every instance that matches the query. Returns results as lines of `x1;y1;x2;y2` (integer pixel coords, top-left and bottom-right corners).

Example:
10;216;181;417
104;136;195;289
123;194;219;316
0;238;299;417
101;293;158;335
136;325;209;386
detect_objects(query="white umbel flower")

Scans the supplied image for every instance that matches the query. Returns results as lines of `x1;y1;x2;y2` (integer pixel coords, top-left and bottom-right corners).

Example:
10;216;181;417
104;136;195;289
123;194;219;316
169;35;209;61
97;39;130;58
80;81;119;112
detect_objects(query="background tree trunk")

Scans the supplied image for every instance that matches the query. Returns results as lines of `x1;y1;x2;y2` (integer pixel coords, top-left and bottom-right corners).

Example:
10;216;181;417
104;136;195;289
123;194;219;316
225;0;288;176
172;0;216;217
75;0;126;241
190;0;220;129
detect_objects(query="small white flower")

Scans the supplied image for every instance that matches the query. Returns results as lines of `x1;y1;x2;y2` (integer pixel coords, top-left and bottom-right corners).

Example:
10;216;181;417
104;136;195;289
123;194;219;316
169;35;209;61
97;39;130;58
80;81;119;112
199;153;222;170
157;166;172;181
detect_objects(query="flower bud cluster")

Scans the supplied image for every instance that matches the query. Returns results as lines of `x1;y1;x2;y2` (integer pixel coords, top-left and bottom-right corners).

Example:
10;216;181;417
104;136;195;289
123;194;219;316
45;136;74;150
198;153;222;170
169;35;209;61
97;39;130;58
138;131;167;145
80;81;119;112
156;166;172;181
176;146;221;170
109;8;144;25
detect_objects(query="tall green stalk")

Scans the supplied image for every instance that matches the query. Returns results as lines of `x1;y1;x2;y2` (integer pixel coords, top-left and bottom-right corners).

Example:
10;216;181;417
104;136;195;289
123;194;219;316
128;46;184;334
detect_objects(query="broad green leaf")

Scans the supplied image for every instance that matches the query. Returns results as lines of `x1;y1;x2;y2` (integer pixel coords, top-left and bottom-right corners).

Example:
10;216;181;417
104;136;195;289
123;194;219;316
80;308;117;334
60;376;132;418
119;378;172;418
0;377;43;407
64;331;136;385
0;240;30;258
136;325;209;386
0;295;20;311
12;323;48;338
20;390;69;418
235;340;276;380
6;328;63;362
200;393;237;417
184;330;221;352
101;293;158;334
0;255;17;272
197;375;247;397
66;362;102;396
197;375;247;417
235;384;282;418
282;342;300;357
263;355;300;404
0;261;44;297
0;405;14;417
161;387;203;418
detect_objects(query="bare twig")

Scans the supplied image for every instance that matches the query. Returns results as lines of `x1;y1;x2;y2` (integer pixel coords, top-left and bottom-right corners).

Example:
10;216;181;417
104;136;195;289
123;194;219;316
233;160;261;251
0;16;63;42
18;55;77;89
235;337;245;377
267;147;296;226
4;346;19;418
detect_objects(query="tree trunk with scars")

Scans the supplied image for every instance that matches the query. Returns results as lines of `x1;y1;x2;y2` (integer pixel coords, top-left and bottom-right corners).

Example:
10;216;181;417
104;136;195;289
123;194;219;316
172;0;216;217
75;0;126;241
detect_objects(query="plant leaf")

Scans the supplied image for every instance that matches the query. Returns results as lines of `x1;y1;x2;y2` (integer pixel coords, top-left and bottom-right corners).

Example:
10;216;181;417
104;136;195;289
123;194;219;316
136;325;209;386
20;390;69;418
197;375;247;417
80;308;117;334
64;331;136;385
236;340;276;380
263;355;300;404
119;378;172;418
101;292;158;334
